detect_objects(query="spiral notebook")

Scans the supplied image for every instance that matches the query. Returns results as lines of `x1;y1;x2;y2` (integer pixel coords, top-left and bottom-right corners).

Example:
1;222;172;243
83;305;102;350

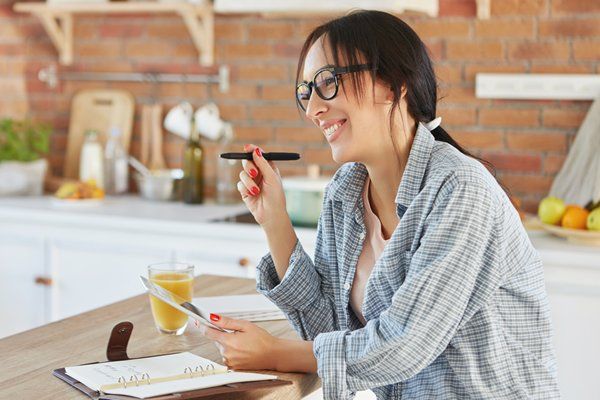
62;352;279;399
192;294;285;322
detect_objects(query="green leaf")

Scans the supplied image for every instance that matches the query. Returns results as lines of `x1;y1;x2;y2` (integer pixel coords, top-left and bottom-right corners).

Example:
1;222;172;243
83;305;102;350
0;118;52;162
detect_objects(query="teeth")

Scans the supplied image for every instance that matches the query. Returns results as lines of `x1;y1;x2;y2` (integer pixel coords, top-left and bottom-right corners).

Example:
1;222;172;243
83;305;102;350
324;122;342;137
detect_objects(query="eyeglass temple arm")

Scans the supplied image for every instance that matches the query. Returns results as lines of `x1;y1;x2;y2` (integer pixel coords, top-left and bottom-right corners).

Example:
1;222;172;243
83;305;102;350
336;64;374;74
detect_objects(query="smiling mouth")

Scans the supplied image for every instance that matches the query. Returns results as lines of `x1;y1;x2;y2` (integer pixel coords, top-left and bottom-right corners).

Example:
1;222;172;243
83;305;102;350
324;120;347;137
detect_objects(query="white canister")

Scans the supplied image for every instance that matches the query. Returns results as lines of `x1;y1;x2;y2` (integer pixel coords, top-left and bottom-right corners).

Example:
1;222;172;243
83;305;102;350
79;130;104;189
282;176;329;227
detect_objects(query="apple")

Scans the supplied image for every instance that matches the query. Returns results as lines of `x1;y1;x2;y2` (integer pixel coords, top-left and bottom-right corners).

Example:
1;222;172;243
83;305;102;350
587;208;600;231
538;196;566;225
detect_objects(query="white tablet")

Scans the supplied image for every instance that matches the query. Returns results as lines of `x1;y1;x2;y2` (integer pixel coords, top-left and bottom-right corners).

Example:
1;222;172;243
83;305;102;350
139;276;231;333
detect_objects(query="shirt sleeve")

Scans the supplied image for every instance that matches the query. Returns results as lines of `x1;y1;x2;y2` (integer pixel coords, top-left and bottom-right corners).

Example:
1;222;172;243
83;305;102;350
313;180;504;398
255;200;340;340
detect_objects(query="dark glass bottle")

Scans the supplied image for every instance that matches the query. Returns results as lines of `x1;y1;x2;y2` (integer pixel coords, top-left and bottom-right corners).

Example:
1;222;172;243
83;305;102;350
182;118;204;204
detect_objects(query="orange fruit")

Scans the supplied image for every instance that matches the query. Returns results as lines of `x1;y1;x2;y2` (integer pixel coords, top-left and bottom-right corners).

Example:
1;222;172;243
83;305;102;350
565;204;579;213
561;206;590;230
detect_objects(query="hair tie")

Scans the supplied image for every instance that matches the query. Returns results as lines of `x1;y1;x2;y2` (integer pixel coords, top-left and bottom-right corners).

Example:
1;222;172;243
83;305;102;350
424;117;442;131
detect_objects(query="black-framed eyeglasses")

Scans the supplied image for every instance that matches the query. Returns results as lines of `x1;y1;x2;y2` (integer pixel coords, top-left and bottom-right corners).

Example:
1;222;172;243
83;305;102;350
295;63;375;111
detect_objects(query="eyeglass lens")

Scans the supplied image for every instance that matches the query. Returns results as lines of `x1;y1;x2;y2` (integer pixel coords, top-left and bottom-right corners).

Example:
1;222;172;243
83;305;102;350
296;69;337;111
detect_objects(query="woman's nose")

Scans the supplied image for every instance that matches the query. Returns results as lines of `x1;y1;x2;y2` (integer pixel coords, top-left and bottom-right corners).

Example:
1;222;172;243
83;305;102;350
305;91;327;118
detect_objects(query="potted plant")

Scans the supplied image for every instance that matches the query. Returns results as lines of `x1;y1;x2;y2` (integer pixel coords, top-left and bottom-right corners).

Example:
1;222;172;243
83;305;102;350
0;118;51;196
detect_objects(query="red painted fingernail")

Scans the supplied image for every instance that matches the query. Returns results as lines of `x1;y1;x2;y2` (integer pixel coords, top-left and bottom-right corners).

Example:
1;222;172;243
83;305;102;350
250;169;257;178
251;187;260;195
210;313;220;321
255;148;262;157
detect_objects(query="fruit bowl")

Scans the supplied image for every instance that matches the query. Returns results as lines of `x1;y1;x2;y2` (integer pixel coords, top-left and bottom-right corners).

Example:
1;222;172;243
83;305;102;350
539;220;600;246
50;197;104;207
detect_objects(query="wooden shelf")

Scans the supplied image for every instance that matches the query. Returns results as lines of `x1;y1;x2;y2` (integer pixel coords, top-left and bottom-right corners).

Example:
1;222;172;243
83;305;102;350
13;1;214;66
213;0;439;17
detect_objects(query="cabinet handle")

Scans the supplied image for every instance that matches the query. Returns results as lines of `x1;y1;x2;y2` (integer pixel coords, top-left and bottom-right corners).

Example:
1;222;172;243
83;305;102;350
34;276;53;286
238;257;250;267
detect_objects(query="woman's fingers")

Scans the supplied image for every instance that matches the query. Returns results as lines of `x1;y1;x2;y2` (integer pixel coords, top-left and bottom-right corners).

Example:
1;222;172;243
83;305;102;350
251;147;279;182
241;159;260;181
243;143;278;183
242;144;262;186
238;170;261;197
236;181;250;199
208;314;250;332
200;324;228;343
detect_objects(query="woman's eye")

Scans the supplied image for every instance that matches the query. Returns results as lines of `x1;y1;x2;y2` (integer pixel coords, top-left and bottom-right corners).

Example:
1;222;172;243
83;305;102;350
316;78;333;89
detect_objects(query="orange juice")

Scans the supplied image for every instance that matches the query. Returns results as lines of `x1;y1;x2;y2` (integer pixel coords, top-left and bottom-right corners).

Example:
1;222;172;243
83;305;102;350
149;272;193;333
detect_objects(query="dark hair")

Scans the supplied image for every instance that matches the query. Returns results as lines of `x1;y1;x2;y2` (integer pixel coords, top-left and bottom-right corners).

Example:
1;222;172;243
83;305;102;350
295;10;498;175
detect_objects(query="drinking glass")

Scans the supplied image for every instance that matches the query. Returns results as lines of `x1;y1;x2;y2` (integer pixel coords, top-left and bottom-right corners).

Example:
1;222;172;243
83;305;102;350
148;262;194;335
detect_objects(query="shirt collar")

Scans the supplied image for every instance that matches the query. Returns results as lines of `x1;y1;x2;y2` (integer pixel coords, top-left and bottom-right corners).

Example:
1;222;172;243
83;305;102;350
395;122;435;208
327;122;435;213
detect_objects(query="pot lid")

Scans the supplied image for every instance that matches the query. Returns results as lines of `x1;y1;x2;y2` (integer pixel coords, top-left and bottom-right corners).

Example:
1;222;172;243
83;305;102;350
282;176;329;191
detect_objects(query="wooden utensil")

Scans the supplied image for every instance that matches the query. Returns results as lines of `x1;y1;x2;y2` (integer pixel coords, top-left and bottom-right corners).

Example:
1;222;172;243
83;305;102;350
64;89;135;179
140;104;153;166
149;104;167;170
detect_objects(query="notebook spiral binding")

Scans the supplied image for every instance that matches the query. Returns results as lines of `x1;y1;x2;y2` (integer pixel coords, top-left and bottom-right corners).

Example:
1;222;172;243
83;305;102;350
184;363;216;379
104;363;225;391
116;373;151;389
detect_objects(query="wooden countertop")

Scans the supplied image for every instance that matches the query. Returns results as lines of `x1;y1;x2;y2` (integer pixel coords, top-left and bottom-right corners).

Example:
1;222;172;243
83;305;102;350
0;275;320;399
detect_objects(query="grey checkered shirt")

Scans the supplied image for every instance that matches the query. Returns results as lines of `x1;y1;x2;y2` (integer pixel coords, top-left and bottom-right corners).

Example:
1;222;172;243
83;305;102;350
256;123;560;399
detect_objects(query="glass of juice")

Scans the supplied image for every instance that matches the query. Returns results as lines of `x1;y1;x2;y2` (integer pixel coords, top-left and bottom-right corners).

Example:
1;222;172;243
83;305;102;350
148;262;194;335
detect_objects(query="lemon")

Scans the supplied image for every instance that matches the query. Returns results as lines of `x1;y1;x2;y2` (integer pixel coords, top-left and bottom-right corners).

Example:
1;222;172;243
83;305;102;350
538;196;566;225
55;182;78;199
587;208;600;231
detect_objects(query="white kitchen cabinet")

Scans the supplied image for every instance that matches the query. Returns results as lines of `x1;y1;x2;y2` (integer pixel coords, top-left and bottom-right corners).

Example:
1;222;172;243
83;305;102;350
0;230;46;337
47;236;172;320
173;239;266;279
2;197;597;400
0;197;284;339
533;233;600;400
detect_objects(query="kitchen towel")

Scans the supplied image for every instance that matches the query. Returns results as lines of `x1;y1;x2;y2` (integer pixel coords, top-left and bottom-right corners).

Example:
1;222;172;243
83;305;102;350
550;96;600;206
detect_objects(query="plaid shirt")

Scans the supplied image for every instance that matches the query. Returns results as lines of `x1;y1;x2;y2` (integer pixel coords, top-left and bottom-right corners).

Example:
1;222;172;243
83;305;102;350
256;124;560;399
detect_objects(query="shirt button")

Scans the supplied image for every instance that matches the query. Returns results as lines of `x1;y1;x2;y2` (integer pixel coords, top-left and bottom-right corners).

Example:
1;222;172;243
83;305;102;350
343;282;351;291
359;232;365;240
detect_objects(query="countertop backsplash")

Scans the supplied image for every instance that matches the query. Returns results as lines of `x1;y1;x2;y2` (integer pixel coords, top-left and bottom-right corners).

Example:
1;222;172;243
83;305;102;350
1;0;597;212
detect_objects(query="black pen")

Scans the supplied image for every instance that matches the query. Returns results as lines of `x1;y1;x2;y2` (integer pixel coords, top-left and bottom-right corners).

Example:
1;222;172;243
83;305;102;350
220;152;301;161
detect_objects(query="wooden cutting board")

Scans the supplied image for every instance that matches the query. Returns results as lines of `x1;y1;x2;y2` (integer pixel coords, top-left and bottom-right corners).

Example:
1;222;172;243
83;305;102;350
64;89;135;179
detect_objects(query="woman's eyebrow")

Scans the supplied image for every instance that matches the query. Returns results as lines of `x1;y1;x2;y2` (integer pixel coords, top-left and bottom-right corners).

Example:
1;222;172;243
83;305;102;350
303;64;335;81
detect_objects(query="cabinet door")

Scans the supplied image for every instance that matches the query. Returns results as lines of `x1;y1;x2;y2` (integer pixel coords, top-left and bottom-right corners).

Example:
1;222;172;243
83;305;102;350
172;225;318;280
544;257;600;400
0;230;46;338
48;237;172;320
174;237;268;279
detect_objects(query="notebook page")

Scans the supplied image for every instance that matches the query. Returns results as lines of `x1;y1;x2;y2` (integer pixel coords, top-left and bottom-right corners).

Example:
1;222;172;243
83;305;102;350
106;371;277;398
193;295;284;316
65;352;224;391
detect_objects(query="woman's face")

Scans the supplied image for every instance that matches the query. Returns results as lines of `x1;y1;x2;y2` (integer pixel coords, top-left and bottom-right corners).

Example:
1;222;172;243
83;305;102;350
301;38;397;164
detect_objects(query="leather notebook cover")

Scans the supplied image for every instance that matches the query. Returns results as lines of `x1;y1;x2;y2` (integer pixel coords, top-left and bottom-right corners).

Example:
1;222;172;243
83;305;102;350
52;322;292;399
53;367;291;400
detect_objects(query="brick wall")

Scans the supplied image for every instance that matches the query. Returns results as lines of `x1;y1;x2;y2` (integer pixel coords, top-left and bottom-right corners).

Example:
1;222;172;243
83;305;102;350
1;0;599;211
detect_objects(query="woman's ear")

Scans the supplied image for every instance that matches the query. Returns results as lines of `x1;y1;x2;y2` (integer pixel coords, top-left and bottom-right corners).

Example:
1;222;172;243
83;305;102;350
400;85;408;99
385;85;407;104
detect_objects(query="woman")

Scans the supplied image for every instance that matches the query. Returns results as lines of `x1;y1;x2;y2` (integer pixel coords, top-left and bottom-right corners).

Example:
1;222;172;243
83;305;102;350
199;10;560;399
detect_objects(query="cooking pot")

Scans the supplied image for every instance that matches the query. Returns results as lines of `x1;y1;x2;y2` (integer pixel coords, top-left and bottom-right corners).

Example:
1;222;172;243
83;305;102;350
134;169;183;201
282;176;329;227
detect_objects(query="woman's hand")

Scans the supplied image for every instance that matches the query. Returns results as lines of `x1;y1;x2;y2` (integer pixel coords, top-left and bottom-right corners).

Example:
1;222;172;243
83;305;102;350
237;144;287;228
196;314;280;371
